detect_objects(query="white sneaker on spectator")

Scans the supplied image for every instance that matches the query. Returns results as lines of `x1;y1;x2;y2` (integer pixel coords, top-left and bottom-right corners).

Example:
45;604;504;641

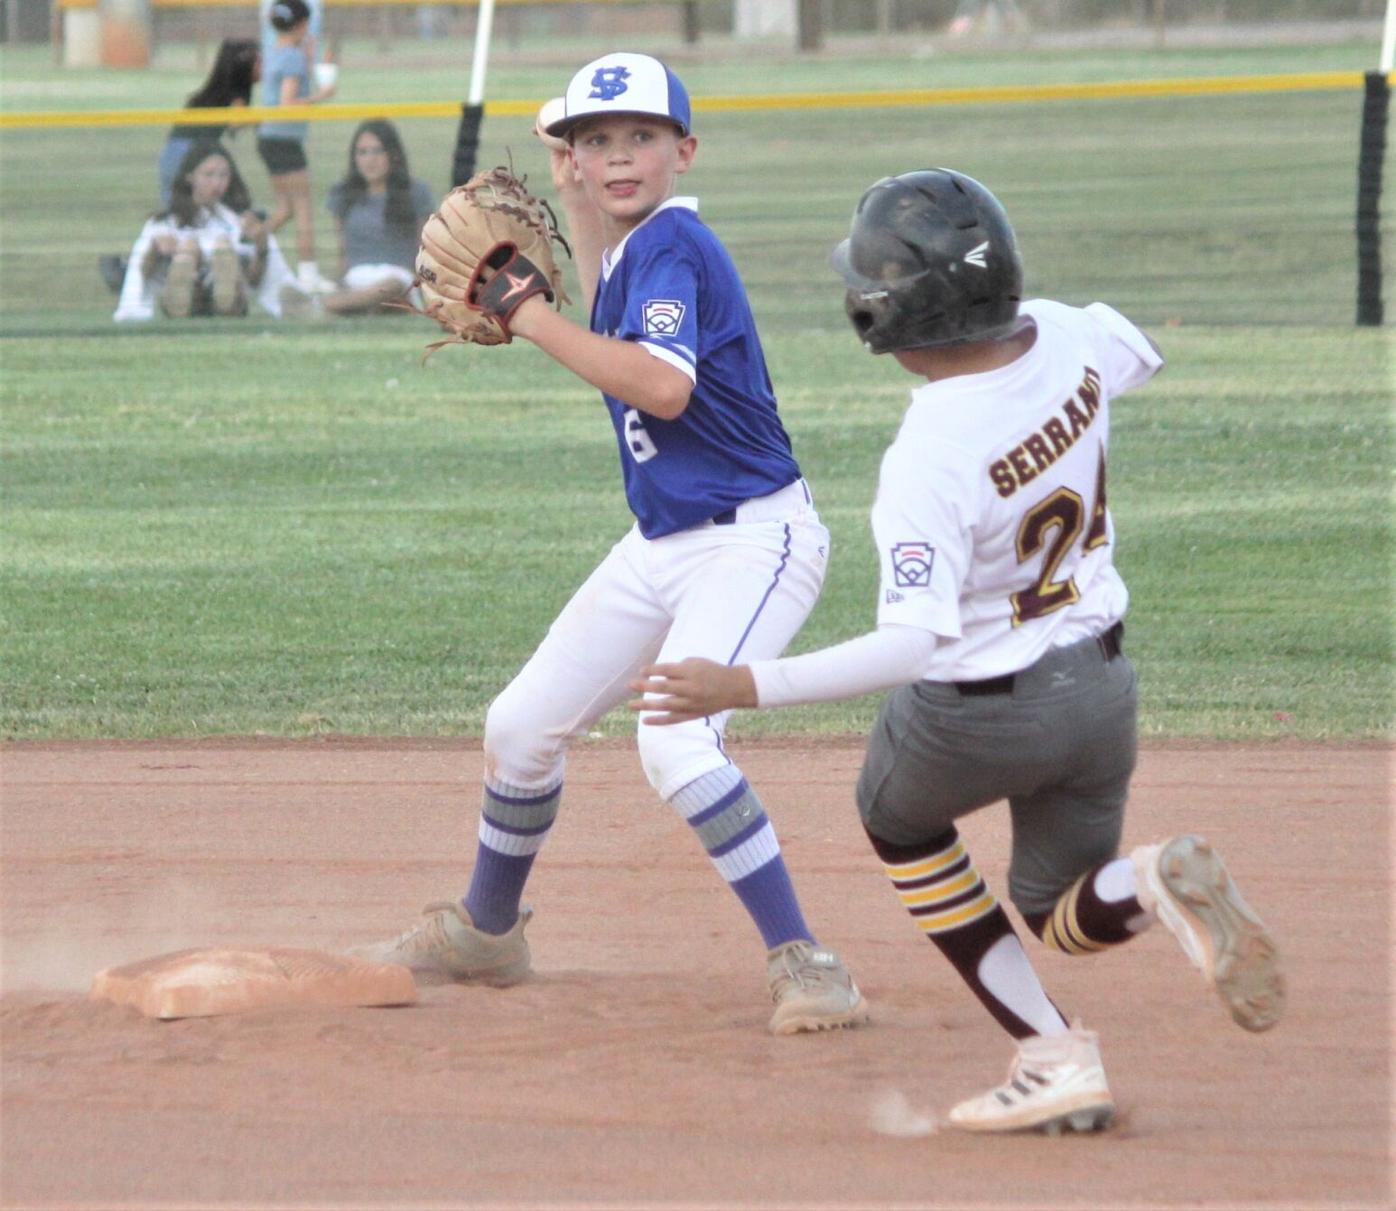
297;263;339;295
278;284;323;319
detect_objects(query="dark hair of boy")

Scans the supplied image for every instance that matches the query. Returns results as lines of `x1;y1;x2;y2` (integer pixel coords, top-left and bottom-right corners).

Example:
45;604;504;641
269;0;311;33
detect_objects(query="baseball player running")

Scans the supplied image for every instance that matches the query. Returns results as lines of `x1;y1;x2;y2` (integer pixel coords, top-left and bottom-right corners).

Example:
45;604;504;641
353;53;867;1035
630;169;1285;1133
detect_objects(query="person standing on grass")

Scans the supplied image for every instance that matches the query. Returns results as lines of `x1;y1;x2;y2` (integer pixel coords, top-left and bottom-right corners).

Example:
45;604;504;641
350;52;868;1037
157;38;261;209
629;169;1285;1134
257;0;337;296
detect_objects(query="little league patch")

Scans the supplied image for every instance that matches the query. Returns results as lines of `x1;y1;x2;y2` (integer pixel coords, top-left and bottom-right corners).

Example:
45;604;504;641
643;299;685;336
890;541;934;588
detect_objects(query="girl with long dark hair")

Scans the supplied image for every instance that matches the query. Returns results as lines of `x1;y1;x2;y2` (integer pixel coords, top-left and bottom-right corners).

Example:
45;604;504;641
157;39;261;208
317;119;434;316
115;142;297;322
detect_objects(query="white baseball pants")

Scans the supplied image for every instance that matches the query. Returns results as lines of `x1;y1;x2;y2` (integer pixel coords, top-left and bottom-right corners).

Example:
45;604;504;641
484;480;829;799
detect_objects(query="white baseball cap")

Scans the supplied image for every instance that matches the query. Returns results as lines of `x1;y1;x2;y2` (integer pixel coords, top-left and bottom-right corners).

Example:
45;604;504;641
544;52;692;141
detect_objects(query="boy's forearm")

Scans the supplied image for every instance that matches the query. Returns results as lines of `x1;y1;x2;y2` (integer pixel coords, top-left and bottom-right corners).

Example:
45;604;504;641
556;189;604;311
542;148;603;309
510;301;691;420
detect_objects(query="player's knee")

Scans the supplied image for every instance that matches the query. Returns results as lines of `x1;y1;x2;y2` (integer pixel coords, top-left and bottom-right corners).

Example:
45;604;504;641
483;690;558;784
633;719;673;793
634;719;718;799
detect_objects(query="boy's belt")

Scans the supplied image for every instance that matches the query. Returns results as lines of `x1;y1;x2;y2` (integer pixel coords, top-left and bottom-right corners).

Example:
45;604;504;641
710;478;812;526
955;622;1125;696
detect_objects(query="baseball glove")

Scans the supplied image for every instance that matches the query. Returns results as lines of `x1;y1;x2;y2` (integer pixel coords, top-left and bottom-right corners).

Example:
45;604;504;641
412;166;571;354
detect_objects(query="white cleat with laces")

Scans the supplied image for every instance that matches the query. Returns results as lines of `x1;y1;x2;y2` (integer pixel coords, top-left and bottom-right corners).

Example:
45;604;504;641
947;1024;1116;1135
766;940;869;1035
1131;834;1285;1032
347;901;532;987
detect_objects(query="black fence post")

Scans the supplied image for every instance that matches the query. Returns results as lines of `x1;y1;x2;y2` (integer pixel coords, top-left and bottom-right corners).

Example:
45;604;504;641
452;101;484;188
798;0;823;52
1356;70;1389;326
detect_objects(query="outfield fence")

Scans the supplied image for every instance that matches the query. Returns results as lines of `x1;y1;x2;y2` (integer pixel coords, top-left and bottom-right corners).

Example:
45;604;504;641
0;70;1375;129
1;57;1391;332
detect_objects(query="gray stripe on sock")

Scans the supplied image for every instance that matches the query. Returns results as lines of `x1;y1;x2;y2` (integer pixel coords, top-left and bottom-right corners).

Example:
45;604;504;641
482;787;561;831
690;789;764;854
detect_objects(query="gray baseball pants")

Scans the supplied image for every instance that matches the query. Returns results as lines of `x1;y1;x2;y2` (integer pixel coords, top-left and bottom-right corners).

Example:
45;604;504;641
856;628;1138;917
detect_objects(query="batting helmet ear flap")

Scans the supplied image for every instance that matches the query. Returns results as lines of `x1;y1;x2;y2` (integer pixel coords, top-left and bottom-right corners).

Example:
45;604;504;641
831;169;1023;354
845;292;879;343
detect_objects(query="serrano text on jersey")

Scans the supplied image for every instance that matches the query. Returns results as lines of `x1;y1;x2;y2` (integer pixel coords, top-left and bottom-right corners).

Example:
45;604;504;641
989;367;1102;499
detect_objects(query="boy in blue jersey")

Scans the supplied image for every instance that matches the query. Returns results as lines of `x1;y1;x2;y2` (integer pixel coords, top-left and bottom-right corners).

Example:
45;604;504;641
353;53;868;1035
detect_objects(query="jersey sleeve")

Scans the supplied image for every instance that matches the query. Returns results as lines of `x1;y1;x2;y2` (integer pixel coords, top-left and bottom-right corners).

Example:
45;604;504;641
750;625;939;707
870;434;973;640
1084;302;1163;395
617;232;700;384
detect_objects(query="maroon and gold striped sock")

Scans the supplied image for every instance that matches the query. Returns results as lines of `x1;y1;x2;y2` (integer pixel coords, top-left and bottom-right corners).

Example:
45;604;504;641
868;826;1067;1040
1028;857;1150;956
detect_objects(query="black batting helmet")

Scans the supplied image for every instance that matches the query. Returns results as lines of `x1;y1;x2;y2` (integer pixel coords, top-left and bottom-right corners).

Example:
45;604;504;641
831;169;1023;354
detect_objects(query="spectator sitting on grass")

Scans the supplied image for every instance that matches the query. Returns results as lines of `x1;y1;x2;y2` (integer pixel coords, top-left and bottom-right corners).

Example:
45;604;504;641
114;141;301;322
294;119;435;316
100;39;262;295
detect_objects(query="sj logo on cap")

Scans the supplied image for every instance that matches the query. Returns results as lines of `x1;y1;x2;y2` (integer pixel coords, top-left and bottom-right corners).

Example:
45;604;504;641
589;66;631;101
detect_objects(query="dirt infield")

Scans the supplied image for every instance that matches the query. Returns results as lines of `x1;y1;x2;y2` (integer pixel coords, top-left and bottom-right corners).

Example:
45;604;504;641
2;739;1390;1209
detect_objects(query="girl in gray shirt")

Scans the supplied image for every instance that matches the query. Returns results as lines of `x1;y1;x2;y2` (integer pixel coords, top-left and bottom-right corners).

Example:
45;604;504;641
321;120;435;315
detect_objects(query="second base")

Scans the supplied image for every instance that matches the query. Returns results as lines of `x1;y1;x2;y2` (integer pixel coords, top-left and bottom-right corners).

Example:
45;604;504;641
91;946;417;1019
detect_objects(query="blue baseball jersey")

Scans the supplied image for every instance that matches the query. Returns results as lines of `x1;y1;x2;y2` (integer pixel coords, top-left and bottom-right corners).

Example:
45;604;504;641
592;198;800;539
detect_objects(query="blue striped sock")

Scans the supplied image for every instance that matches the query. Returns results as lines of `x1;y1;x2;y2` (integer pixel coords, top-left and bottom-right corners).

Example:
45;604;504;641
464;779;561;935
730;856;814;950
465;848;536;936
670;766;814;950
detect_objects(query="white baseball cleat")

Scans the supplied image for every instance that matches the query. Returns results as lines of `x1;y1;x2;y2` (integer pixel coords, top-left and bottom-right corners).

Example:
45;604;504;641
347;902;532;987
766;940;869;1035
1131;834;1285;1032
947;1025;1116;1135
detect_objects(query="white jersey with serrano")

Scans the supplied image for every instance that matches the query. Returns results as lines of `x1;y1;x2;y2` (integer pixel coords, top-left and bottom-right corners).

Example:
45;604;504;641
872;299;1161;682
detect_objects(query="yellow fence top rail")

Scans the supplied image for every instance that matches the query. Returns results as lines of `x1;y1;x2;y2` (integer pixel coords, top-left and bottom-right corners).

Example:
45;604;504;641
0;72;1372;131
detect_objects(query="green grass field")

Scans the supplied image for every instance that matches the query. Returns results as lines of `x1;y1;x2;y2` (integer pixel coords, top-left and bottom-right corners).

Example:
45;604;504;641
1;37;1391;740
